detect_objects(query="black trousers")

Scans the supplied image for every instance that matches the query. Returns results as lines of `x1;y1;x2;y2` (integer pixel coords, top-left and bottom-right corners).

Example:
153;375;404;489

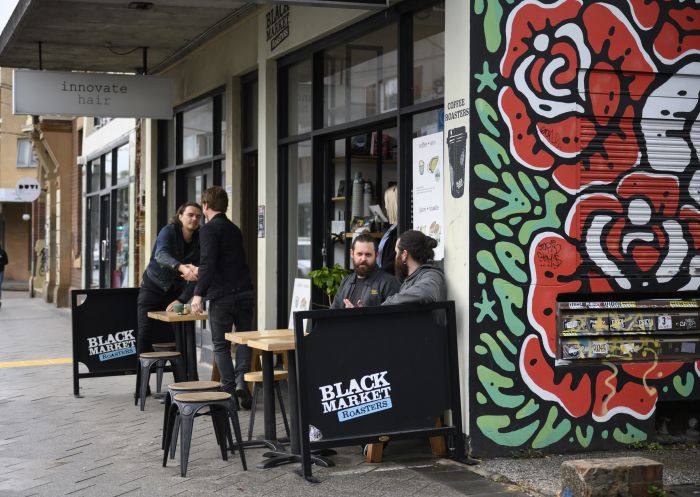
208;291;255;393
136;285;180;355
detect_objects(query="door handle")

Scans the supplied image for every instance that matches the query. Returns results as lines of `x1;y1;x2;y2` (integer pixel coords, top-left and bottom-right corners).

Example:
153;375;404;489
101;240;109;262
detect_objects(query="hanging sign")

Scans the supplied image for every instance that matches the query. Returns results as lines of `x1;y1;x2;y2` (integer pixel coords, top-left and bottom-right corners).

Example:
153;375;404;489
13;69;173;119
412;131;445;260
15;177;41;202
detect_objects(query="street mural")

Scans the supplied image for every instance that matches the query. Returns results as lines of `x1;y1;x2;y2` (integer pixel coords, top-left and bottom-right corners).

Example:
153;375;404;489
470;0;700;455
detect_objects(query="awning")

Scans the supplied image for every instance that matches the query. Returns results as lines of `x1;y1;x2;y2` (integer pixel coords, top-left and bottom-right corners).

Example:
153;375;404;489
0;0;253;74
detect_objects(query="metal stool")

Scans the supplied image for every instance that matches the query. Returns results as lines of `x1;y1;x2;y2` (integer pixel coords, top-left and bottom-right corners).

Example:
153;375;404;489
135;351;185;411
163;391;247;477
244;370;290;441
161;381;222;456
152;342;177;394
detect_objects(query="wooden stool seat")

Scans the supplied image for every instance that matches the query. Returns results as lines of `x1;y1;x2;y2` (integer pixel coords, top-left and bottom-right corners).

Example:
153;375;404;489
140;351;181;359
174;392;232;403
168;381;221;391
153;342;177;349
243;370;287;382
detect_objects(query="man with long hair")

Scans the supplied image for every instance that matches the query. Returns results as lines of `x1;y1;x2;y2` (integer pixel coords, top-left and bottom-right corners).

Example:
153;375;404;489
136;202;202;383
383;229;446;305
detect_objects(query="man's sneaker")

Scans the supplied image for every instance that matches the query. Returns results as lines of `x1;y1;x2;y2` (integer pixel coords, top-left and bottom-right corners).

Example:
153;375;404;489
235;384;252;409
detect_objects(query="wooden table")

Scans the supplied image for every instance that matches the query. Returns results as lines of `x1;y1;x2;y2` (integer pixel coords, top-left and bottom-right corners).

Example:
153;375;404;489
224;329;293;345
147;311;208;381
234;332;332;471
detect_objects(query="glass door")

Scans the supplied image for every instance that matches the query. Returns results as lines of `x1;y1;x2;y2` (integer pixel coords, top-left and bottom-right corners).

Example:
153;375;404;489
327;126;397;269
99;194;111;288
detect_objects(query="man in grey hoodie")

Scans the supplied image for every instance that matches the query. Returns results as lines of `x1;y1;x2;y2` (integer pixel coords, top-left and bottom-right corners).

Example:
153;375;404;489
382;229;446;305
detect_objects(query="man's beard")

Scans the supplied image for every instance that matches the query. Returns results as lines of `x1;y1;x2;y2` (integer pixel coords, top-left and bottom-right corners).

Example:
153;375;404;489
394;256;408;279
354;263;372;278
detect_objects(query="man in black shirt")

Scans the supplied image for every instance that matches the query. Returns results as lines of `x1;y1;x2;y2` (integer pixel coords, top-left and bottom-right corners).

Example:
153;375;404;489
191;186;255;408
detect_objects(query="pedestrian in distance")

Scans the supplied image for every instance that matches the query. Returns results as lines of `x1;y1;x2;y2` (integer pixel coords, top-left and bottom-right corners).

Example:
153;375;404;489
190;186;255;409
0;242;8;309
332;232;399;309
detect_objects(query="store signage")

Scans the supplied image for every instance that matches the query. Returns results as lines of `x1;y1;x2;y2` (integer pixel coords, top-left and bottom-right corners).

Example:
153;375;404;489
257;205;266;238
71;288;174;396
293;302;465;480
412;131;445;260
266;5;290;51
13;70;173;119
15;177;41;202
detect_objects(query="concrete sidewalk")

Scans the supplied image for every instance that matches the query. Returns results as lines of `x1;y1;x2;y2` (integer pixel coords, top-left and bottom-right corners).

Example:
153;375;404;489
0;292;527;497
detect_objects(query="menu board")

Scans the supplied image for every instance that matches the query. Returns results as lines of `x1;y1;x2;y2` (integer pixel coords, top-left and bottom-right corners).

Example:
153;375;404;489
557;298;700;363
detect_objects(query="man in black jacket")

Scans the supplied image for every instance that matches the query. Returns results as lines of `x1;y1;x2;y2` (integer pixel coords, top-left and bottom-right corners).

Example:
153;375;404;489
331;233;399;309
191;186;255;408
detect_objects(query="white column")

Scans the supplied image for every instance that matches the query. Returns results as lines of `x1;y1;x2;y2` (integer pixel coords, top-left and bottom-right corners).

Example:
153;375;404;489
444;0;471;433
256;58;278;329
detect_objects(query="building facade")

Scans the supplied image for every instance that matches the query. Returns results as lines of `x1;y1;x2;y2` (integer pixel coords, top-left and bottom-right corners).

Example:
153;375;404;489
1;0;698;457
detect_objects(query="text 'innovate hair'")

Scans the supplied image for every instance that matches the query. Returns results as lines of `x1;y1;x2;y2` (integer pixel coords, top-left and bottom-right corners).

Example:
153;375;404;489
201;186;228;213
351;232;378;251
170;202;202;226
397;229;437;264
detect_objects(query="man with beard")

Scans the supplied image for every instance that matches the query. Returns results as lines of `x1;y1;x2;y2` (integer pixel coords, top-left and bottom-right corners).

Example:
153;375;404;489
381;229;446;305
331;233;399;309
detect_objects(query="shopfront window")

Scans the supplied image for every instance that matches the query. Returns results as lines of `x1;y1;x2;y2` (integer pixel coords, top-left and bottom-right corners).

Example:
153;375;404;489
323;23;398;127
288;60;312;136
413;3;445;104
114;187;129;287
287;141;313;306
104;149;113;188
413;108;443;138
278;0;444;320
158;91;225;229
183;100;214;163
85;142;131;289
116;144;129;185
89;159;101;192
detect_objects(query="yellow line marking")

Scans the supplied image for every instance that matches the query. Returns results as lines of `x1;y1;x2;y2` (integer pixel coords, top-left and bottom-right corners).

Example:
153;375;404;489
0;358;72;368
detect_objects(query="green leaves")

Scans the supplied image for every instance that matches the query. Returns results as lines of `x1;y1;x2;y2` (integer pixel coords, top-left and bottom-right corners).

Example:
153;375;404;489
308;264;352;307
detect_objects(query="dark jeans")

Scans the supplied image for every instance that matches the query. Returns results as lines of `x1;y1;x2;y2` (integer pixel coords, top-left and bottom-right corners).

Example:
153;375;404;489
136;285;179;355
209;290;255;394
0;270;4;300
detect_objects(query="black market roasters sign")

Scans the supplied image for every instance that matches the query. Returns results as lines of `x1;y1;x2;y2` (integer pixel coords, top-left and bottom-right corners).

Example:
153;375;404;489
86;329;136;362
266;5;290;52
13;69;173;119
318;370;392;424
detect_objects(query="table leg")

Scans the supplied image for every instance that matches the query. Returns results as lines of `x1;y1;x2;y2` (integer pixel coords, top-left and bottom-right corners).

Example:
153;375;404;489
257;349;334;474
230;350;283;453
261;351;276;440
184;322;198;381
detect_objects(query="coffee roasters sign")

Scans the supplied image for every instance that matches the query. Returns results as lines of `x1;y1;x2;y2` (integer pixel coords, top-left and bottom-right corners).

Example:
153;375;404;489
13;70;173;119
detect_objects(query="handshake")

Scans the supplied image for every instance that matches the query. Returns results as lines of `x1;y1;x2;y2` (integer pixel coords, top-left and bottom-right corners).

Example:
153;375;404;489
179;263;199;282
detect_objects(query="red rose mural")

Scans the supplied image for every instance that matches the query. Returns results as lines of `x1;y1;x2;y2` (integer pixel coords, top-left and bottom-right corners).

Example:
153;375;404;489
499;0;656;193
472;0;700;454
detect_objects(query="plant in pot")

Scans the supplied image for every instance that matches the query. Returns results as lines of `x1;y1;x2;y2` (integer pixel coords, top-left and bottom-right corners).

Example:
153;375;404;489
309;264;352;308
